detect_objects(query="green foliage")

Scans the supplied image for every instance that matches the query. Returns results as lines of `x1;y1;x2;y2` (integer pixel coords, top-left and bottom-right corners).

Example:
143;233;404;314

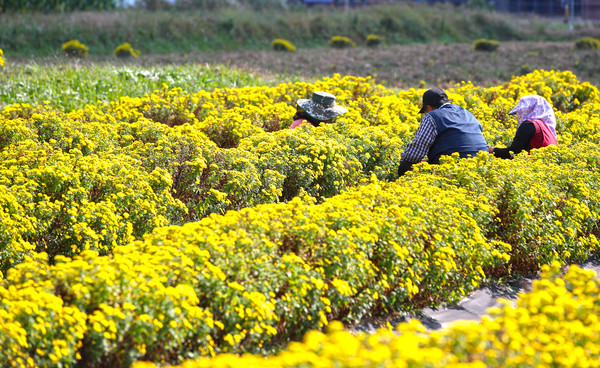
61;40;89;58
466;0;493;9
575;37;600;50
393;7;432;42
173;0;289;11
366;34;384;47
0;64;270;113
136;0;175;10
114;42;141;58
379;16;400;32
473;38;500;51
0;5;572;57
0;0;117;12
328;35;356;49
271;38;296;52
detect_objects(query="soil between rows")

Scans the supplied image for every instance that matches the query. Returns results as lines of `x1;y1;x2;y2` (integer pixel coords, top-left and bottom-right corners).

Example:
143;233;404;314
141;41;600;89
349;257;600;333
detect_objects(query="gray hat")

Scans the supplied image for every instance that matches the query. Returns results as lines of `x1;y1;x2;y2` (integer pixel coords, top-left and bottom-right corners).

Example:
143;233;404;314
297;91;348;121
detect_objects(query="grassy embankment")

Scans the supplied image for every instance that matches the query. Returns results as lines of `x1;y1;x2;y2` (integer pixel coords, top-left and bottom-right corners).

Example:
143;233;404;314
1;2;598;58
0;63;289;112
2;3;600;92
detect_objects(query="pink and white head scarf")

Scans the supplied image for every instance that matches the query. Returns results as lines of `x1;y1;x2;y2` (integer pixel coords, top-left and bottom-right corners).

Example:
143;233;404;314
509;95;557;137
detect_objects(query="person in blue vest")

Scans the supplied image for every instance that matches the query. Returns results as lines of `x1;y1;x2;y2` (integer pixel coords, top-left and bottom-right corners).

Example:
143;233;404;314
398;88;489;177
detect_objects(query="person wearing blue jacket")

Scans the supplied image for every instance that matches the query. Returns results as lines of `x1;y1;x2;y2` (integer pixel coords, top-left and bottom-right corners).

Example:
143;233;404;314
398;88;489;177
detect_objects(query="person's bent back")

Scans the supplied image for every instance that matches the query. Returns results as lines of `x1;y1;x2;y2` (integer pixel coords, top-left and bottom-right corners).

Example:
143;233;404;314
488;94;557;159
427;104;489;164
398;88;488;177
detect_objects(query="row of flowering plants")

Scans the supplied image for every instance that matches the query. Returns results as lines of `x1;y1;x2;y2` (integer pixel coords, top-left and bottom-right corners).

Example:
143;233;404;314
1;173;508;365
1;141;600;365
2;70;598;274
1;69;600;366
132;262;600;368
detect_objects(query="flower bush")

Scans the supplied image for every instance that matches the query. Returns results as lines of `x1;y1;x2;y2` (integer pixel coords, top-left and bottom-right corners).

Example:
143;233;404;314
328;36;356;49
1;69;597;271
0;249;215;367
473;38;500;52
0;175;510;363
132;262;600;368
114;42;141;58
272;39;296;52
61;40;89;58
574;36;600;50
366;34;385;47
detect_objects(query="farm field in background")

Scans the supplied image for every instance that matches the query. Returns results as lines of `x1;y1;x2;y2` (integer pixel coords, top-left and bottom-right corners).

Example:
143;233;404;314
0;63;280;113
188;40;600;89
3;3;599;58
1;58;600;367
3;40;600;112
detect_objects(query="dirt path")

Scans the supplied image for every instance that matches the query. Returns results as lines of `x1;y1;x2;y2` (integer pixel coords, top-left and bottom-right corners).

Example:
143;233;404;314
350;257;600;333
164;41;600;88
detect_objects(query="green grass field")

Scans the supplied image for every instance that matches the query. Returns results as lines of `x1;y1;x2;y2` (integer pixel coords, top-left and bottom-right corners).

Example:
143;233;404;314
0;62;286;112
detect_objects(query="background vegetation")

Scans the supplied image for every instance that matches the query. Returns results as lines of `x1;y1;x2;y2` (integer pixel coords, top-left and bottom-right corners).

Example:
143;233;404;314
0;0;118;12
3;39;600;105
1;2;599;57
0;63;287;112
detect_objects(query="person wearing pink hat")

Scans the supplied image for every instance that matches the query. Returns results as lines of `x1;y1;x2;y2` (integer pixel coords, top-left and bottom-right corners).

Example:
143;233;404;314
489;95;558;158
290;91;348;129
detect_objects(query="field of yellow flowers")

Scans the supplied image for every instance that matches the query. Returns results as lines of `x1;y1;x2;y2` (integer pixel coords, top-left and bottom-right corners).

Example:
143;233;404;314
1;68;600;367
133;262;600;368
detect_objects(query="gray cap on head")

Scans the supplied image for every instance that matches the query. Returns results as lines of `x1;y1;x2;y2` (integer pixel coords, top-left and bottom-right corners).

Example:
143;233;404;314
297;91;348;121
